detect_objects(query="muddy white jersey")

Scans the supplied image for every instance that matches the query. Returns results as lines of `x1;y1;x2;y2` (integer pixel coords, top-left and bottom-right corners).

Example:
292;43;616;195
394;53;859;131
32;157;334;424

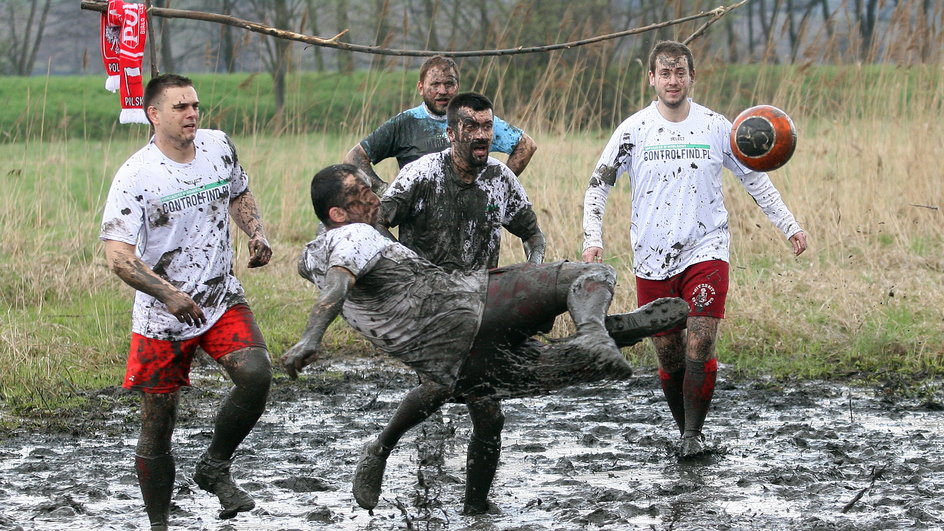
583;100;801;280
100;129;248;340
381;149;538;271
299;223;487;386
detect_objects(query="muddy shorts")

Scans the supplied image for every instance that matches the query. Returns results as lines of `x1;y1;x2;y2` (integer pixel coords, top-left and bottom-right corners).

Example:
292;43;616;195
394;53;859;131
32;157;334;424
636;259;729;335
452;261;569;398
123;304;267;393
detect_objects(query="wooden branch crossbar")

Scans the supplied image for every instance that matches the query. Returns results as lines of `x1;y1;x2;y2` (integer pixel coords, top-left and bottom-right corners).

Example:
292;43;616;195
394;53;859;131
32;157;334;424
80;0;747;58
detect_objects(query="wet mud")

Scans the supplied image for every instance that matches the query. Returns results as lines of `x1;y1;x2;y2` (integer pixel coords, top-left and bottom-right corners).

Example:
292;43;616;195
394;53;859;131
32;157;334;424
1;357;942;530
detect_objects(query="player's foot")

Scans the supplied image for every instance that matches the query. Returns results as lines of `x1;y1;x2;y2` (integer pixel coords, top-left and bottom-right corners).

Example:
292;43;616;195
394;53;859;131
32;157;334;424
570;332;633;378
352;439;391;510
462;499;501;516
679;431;707;459
605;297;690;347
193;452;255;519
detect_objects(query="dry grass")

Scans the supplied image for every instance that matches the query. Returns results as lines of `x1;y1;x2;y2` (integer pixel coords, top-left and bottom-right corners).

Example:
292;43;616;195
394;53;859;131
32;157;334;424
2;64;943;413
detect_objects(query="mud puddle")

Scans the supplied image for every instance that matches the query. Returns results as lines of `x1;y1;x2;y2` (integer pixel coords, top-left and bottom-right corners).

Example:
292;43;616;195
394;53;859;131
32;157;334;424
1;357;942;530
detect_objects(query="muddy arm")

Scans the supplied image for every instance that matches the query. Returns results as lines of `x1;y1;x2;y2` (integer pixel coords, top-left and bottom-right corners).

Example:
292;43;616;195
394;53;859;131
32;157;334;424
344;144;388;195
103;239;206;326
522;229;546;265
229;190;272;268
506;133;537;176
283;266;355;379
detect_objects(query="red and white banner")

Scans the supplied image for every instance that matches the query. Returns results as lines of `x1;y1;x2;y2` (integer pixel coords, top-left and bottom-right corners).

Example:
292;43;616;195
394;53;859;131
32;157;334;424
100;0;148;124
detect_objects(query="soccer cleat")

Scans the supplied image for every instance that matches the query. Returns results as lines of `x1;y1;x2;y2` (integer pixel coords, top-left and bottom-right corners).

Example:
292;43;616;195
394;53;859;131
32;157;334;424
605;297;690;347
193;452;255;519
352;439;391;510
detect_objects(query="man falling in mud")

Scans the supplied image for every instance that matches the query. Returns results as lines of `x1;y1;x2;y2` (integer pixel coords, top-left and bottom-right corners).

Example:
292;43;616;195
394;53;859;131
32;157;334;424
282;163;688;515
343;55;537;195
100;74;272;529
582;41;808;458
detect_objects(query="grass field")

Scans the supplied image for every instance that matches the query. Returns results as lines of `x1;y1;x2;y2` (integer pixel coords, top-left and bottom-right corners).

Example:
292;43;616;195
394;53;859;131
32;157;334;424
1;64;943;418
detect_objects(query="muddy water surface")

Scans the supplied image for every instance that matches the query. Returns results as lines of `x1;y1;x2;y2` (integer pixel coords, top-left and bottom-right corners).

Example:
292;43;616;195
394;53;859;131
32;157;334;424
1;358;942;530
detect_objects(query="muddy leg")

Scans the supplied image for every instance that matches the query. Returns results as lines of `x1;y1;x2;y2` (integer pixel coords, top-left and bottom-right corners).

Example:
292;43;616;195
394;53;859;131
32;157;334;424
353;380;452;511
653;332;686;435
209;347;271;460
136;391;179;529
681;317;719;446
463;397;504;515
377;381;451;449
195;347;271;518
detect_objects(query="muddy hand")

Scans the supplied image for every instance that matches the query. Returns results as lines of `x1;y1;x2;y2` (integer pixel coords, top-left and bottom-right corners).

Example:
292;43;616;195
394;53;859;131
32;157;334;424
282;341;321;379
790;231;808;257
247;234;272;268
582;246;604;263
165;291;206;327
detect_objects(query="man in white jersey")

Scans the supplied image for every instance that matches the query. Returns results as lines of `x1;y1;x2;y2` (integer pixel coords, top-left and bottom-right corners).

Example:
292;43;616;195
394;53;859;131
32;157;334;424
100;74;272;529
581;41;808;459
283;164;689;514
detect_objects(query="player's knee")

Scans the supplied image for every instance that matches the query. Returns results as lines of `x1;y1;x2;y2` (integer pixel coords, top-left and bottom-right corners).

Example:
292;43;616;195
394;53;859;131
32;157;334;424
574;263;616;292
227;348;272;395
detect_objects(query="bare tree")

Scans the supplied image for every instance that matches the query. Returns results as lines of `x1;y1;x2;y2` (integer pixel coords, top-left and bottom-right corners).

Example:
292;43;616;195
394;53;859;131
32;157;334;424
152;0;176;73
337;0;354;72
1;0;52;76
854;0;880;61
247;0;303;118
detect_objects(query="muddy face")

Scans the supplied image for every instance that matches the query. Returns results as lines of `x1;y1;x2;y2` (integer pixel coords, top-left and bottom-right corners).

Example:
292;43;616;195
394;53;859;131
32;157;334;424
648;54;693;110
149;85;200;150
417;66;458;116
448;107;493;171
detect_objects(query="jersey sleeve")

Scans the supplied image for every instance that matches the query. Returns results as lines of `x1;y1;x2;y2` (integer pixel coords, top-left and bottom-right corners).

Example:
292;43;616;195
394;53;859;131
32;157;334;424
326;224;390;277
222;132;249;196
582;127;631;250
491;115;524;154
380;160;424;228
499;168;538;239
100;163;143;245
360;115;403;164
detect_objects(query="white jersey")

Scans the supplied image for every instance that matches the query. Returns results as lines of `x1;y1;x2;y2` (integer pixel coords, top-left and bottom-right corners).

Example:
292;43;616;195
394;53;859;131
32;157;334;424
583;100;802;280
100;129;248;340
299;223;487;386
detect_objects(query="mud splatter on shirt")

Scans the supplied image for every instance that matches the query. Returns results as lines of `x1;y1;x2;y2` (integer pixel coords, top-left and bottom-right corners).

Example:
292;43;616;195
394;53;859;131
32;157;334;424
299;223;487;386
380;149;538;271
100;129;248;340
583;100;802;280
360;103;524;169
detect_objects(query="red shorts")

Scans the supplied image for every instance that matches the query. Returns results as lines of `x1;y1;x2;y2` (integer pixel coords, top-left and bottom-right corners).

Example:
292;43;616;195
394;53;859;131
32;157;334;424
123;304;267;394
636;260;729;336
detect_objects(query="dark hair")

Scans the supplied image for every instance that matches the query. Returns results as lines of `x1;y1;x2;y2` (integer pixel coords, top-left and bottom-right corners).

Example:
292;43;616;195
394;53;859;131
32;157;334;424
142;73;194;124
419;55;459;83
310;164;358;225
648;40;695;76
447;92;493;129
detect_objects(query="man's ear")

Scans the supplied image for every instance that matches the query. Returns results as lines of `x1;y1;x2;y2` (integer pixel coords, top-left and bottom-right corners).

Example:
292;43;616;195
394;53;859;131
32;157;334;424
417;78;424;95
328;206;348;225
446;126;455;143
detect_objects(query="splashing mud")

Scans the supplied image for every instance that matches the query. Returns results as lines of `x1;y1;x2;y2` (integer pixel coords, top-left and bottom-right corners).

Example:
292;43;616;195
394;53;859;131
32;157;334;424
1;358;942;530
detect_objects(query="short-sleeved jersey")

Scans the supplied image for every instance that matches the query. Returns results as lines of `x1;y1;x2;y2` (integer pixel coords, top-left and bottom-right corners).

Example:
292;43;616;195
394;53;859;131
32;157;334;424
583;100;801;280
380;149;539;271
360;103;525;169
298;223;487;386
100;129;248;340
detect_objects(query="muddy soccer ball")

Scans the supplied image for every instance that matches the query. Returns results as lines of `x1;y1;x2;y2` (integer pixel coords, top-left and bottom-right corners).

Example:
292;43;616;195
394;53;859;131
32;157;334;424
730;105;797;172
